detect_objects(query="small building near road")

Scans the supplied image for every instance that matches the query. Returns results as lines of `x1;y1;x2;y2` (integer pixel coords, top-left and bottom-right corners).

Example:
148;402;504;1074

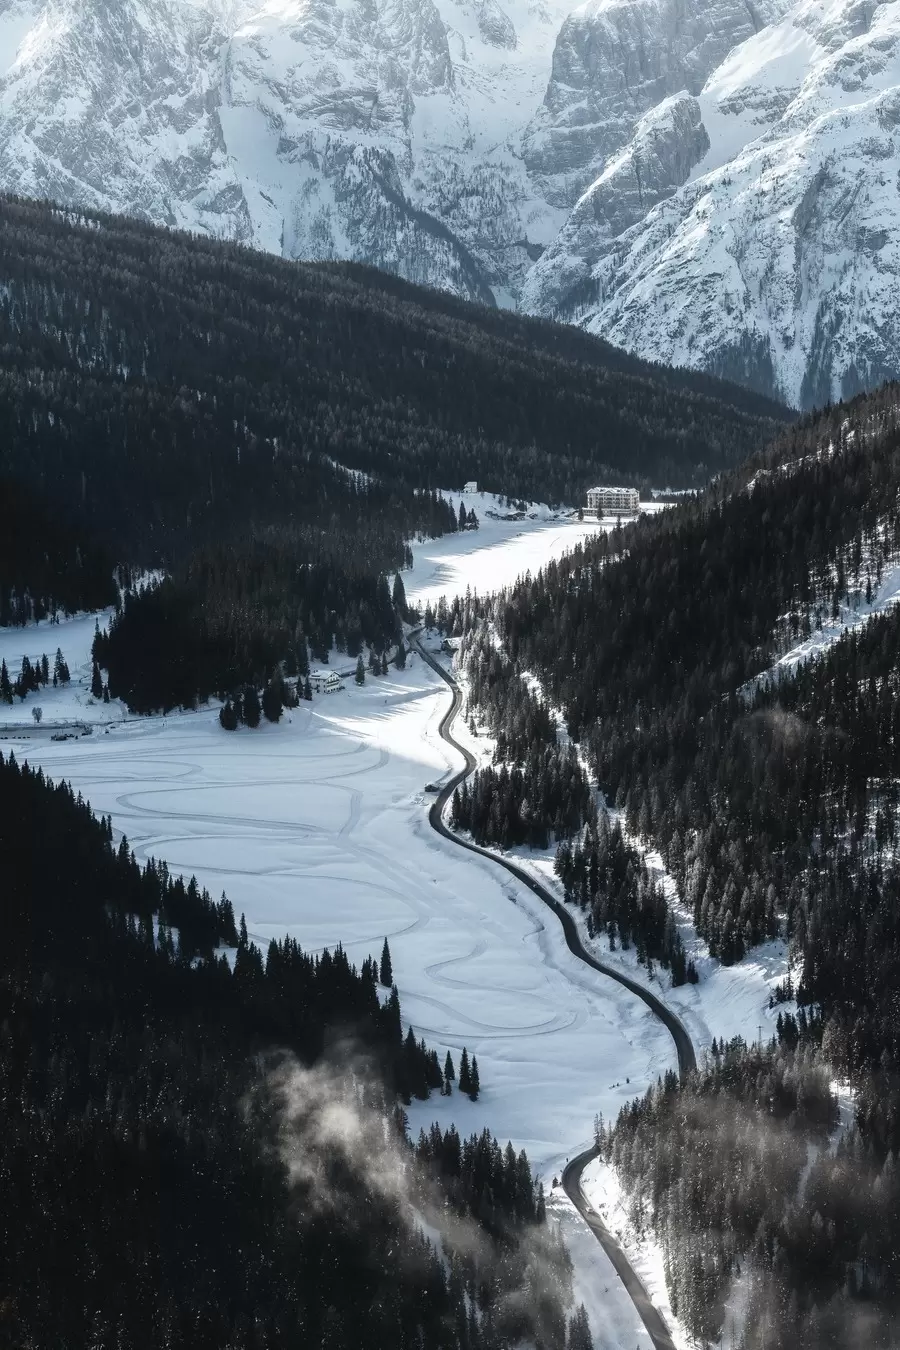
310;670;343;694
464;480;478;493
586;485;640;516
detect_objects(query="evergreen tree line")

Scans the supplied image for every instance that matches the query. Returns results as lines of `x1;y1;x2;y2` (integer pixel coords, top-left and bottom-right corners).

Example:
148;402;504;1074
555;814;696;984
0;646;71;704
415;1124;546;1231
446;631;693;978
462;629;560;763
91;559;414;713
605;1035;899;1349
451;746;593;851
0;749;595;1350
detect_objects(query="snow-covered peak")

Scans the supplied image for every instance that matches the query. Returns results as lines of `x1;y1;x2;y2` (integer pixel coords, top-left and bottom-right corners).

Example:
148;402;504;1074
527;0;900;406
0;0;899;404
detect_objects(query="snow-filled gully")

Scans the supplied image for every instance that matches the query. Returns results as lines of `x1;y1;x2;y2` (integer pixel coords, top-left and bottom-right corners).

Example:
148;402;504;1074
410;632;696;1350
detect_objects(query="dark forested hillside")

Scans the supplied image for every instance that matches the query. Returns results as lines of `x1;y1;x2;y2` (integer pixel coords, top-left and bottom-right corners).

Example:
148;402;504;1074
0;194;785;553
0;476;117;623
0;749;584;1350
606;1037;899;1349
444;384;900;1339
0;193;787;703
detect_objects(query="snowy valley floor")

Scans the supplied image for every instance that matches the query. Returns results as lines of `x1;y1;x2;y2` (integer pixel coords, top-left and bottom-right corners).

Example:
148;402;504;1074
2;503;673;1347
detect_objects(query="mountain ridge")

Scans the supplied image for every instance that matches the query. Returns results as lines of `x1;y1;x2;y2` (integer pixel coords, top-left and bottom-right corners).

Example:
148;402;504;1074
1;0;896;405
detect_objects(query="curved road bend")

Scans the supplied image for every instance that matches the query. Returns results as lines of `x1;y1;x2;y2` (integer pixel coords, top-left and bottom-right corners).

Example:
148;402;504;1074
411;634;695;1350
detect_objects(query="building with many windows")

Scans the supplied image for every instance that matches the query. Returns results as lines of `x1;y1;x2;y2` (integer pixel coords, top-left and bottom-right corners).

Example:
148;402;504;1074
586;485;640;516
309;670;343;694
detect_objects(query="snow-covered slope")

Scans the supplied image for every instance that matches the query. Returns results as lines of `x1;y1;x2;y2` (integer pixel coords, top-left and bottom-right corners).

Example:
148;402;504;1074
2;0;899;403
527;0;900;407
0;0;573;303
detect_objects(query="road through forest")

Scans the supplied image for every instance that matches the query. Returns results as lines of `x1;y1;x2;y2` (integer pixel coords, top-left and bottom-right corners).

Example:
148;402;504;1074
410;633;696;1350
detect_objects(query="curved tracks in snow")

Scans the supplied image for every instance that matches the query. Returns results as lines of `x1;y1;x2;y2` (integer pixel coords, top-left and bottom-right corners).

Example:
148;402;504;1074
411;633;695;1350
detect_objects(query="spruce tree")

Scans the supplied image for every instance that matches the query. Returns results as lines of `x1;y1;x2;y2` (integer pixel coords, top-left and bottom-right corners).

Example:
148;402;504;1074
458;1047;471;1095
0;660;11;704
394;640;407;671
242;686;261;728
468;1055;480;1101
355;654;365;686
91;660;103;700
304;675;313;701
566;1304;593;1350
392;573;408;621
380;938;393;987
262;675;283;723
219;699;238;731
443;1051;455;1094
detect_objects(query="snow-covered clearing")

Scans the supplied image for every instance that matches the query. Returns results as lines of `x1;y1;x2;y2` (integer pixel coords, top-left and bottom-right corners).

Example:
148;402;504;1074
405;489;641;610
1;504;676;1350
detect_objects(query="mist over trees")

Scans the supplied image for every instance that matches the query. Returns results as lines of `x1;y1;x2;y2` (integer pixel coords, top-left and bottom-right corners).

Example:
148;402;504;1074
606;1036;899;1348
1;749;584;1350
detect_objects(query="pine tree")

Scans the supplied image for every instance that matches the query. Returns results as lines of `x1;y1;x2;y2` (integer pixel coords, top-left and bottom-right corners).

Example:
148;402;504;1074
380;938;393;987
355;654;365;686
459;1047;471;1095
262;675;283;723
392;573;408;621
219;699;238;731
468;1055;480;1101
242;686;261;728
566;1304;593;1350
91;660;103;700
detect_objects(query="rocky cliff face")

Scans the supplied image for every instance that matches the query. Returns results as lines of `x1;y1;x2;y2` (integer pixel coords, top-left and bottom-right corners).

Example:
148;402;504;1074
0;0;571;304
530;0;900;407
1;0;899;406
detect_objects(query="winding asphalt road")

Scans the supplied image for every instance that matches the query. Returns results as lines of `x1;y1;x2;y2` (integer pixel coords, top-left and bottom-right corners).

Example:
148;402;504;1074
411;633;695;1350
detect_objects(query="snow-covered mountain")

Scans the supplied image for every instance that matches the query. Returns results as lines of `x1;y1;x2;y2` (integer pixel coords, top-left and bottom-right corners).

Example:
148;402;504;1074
526;0;900;407
0;0;573;305
2;0;899;405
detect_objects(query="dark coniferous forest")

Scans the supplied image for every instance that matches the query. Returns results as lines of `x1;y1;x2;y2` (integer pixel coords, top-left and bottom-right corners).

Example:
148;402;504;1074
447;385;900;1343
0;749;586;1350
0;193;784;708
